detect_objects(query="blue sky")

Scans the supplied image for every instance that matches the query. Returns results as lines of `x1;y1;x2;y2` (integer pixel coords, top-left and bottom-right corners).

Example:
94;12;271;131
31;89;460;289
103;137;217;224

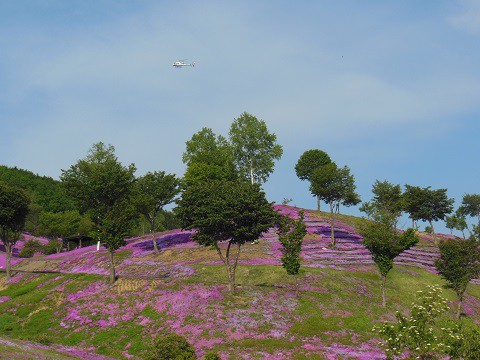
1;0;480;233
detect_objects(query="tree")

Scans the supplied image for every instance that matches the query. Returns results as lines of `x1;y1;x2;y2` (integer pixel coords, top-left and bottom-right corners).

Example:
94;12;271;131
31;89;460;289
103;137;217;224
182;128;237;186
134;171;180;253
295;149;331;211
435;237;480;319
361;213;418;307
0;182;30;279
309;163;360;247
403;185;454;244
458;193;480;233
360;180;403;226
229;112;283;184
38;210;93;253
277;210;307;297
176;180;275;292
61;142;137;284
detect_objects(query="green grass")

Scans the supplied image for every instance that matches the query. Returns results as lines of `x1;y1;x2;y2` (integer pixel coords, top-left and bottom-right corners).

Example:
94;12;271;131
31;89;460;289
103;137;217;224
0;263;478;359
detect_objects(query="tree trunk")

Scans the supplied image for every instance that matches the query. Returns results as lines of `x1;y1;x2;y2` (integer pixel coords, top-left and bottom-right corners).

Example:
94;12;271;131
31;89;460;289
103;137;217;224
429;220;437;245
317;196;321;211
329;201;335;248
456;295;463;319
381;274;387;308
412;218;415;229
5;243;12;280
108;250;116;284
250;164;254;185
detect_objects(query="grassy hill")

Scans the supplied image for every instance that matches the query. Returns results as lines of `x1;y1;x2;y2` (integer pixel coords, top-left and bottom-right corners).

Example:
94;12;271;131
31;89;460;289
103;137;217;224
0;206;478;359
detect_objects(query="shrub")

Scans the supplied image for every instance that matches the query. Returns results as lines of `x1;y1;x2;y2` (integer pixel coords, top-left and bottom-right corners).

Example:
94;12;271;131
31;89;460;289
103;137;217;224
144;333;196;360
204;351;220;360
18;247;35;258
42;239;60;255
373;285;454;360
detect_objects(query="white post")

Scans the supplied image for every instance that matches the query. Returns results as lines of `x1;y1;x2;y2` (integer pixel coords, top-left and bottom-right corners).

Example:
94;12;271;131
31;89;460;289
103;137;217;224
97;241;101;251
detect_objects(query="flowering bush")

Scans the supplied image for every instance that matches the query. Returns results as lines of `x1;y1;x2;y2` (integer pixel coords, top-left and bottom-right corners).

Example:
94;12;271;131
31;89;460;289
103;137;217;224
373;285;455;359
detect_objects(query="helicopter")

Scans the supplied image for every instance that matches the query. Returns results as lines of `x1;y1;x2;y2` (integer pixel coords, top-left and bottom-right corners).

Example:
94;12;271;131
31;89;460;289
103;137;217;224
173;59;195;68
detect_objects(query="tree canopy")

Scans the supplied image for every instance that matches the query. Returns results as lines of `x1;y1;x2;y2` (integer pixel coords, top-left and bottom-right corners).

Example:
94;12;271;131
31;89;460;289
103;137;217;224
61;142;137;284
403;185;454;243
458;193;480;232
309;163;360;247
435;237;480;318
176;180;276;292
182;128;237;185
361;216;418;307
295;149;332;210
229;112;283;184
134;171;181;252
0;181;30;279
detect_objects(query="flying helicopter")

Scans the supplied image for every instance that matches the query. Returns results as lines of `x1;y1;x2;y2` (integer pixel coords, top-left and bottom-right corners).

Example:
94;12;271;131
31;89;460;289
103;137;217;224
172;59;195;68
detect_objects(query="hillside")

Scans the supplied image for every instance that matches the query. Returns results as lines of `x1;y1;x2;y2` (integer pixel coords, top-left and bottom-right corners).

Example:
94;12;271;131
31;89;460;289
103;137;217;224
0;165;74;213
0;205;479;359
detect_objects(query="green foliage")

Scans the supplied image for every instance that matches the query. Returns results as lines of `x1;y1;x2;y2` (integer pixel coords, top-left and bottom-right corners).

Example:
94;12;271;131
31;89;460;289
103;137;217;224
18;247;35;258
0;165;74;213
0;182;30;277
229;112;283;184
309;163;360;246
374;285;456;360
134;171;180;234
425;225;433;234
176;180;275;291
294;149;331;181
435;237;480;317
277;211;307;276
309;163;359;207
362;221;418;278
444;325;480;360
403;185;454;235
38;210;92;241
61;142;137;283
182;128;237;186
43;238;60;255
144;333;196;360
61;142;137;253
204;351;221;360
360;180;403;223
458;193;480;230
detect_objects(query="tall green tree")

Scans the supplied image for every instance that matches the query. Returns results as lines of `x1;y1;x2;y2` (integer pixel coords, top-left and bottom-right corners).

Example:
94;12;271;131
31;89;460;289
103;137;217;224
38;210;93;252
61;142;137;284
295;149;331;211
435;237;480;319
458;193;480;234
403;185;454;244
134;171;181;253
277;210;307;297
0;182;30;280
176;180;275;292
309;163;360;247
229;112;283;184
361;214;418;307
360;180;403;224
182;128;237;185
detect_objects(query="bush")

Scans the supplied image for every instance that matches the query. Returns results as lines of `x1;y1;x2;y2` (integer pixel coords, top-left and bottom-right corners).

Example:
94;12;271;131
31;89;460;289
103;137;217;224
42;239;60;255
18;247;35;258
204;351;220;360
144;333;196;360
